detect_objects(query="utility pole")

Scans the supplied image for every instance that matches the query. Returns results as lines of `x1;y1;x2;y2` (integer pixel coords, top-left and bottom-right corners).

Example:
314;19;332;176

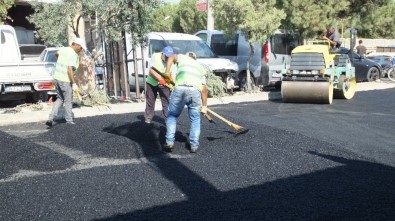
197;0;214;30
207;0;214;30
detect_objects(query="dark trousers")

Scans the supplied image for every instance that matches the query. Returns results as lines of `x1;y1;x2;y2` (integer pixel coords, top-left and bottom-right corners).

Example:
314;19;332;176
144;83;171;121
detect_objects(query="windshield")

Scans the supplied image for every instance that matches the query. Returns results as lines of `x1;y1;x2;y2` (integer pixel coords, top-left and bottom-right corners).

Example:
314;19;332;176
149;39;217;59
46;51;58;62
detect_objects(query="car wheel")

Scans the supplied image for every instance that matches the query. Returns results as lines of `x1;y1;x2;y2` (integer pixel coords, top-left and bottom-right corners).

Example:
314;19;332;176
367;67;380;82
388;68;395;81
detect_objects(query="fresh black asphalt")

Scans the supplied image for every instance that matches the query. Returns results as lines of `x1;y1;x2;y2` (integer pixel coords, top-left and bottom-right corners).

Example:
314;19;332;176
0;88;394;220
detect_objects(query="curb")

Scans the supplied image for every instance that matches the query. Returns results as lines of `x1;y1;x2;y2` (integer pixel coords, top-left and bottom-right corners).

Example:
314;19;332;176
0;81;394;126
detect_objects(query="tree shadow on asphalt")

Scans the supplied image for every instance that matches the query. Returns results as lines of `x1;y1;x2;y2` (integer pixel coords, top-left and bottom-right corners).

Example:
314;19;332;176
0;130;76;180
92;150;395;220
103;114;192;154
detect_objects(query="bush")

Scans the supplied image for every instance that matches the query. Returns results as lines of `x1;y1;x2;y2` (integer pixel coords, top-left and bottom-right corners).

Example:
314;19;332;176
201;64;227;98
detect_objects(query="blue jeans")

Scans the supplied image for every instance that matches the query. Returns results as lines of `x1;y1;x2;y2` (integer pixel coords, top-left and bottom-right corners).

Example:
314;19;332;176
166;86;202;148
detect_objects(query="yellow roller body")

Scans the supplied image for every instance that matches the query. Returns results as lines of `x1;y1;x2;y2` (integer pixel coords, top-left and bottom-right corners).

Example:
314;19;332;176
281;81;333;104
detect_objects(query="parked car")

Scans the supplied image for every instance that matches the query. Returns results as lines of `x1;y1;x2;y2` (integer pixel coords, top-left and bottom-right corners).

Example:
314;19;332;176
39;47;104;87
340;47;383;82
38;47;59;63
125;32;239;91
366;54;393;68
195;29;301;89
366;54;394;77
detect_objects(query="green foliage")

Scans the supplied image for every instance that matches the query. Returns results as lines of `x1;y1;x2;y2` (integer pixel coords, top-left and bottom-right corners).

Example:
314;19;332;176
278;0;395;39
76;89;111;106
28;2;69;46
178;0;206;34
211;0;285;91
353;2;395;38
28;0;161;47
212;0;285;44
201;64;226;98
279;0;350;39
0;0;14;24
126;0;162;47
147;3;182;32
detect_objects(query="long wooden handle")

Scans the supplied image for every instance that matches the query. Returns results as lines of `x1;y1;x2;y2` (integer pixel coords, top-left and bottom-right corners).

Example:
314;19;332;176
206;108;234;126
76;90;82;101
151;66;175;86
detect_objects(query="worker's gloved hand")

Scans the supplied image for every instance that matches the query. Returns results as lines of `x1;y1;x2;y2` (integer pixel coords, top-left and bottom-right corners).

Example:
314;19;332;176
72;83;79;91
200;106;207;114
159;78;166;86
164;73;174;85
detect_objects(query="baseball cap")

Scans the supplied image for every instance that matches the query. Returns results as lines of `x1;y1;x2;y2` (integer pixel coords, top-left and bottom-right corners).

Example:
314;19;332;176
72;38;87;50
162;46;174;57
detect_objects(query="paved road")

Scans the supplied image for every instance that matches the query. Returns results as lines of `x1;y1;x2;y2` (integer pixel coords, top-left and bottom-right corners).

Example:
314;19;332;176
0;88;394;220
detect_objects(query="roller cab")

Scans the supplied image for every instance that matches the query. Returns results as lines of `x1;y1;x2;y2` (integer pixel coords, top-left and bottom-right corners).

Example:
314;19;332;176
281;40;356;104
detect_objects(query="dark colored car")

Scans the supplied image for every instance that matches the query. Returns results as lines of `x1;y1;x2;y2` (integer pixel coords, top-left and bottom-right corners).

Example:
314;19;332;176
340;47;383;82
366;54;393;69
366;54;394;77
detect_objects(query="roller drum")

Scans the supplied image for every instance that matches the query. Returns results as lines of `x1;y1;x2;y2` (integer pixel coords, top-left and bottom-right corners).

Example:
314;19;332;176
334;76;356;99
281;81;333;104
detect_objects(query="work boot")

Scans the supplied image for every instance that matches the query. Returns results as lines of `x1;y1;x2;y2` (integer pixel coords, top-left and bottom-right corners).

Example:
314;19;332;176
163;143;174;152
190;147;198;153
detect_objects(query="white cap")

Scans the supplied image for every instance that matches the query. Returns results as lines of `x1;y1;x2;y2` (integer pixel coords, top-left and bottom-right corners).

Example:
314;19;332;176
72;37;87;50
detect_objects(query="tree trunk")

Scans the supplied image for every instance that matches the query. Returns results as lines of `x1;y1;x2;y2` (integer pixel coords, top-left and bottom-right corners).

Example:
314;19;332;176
246;43;254;90
75;51;97;97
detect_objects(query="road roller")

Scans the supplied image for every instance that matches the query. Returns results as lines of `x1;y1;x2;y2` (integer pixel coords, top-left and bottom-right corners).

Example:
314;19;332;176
281;30;357;104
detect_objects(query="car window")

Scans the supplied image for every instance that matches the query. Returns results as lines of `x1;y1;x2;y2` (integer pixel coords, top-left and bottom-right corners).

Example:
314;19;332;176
196;33;207;43
366;56;381;63
210;34;238;56
271;34;287;54
384;56;392;62
271;33;299;55
45;50;58;62
150;39;217;59
149;39;166;57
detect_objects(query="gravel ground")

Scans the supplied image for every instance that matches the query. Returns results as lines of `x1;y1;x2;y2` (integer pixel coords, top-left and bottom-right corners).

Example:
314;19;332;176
0;82;394;220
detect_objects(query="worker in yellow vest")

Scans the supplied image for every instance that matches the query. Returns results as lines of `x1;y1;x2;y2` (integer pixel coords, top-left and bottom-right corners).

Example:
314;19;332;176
162;52;208;153
46;38;86;127
144;46;176;124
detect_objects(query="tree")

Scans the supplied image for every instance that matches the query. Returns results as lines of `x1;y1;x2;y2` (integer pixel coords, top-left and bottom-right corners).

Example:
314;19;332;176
351;1;395;38
278;0;350;39
28;2;70;46
278;0;395;39
147;3;182;32
211;0;286;91
0;0;14;24
28;0;161;101
178;0;206;34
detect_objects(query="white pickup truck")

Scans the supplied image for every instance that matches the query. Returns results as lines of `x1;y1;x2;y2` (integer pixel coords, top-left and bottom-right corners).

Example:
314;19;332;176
0;25;55;102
